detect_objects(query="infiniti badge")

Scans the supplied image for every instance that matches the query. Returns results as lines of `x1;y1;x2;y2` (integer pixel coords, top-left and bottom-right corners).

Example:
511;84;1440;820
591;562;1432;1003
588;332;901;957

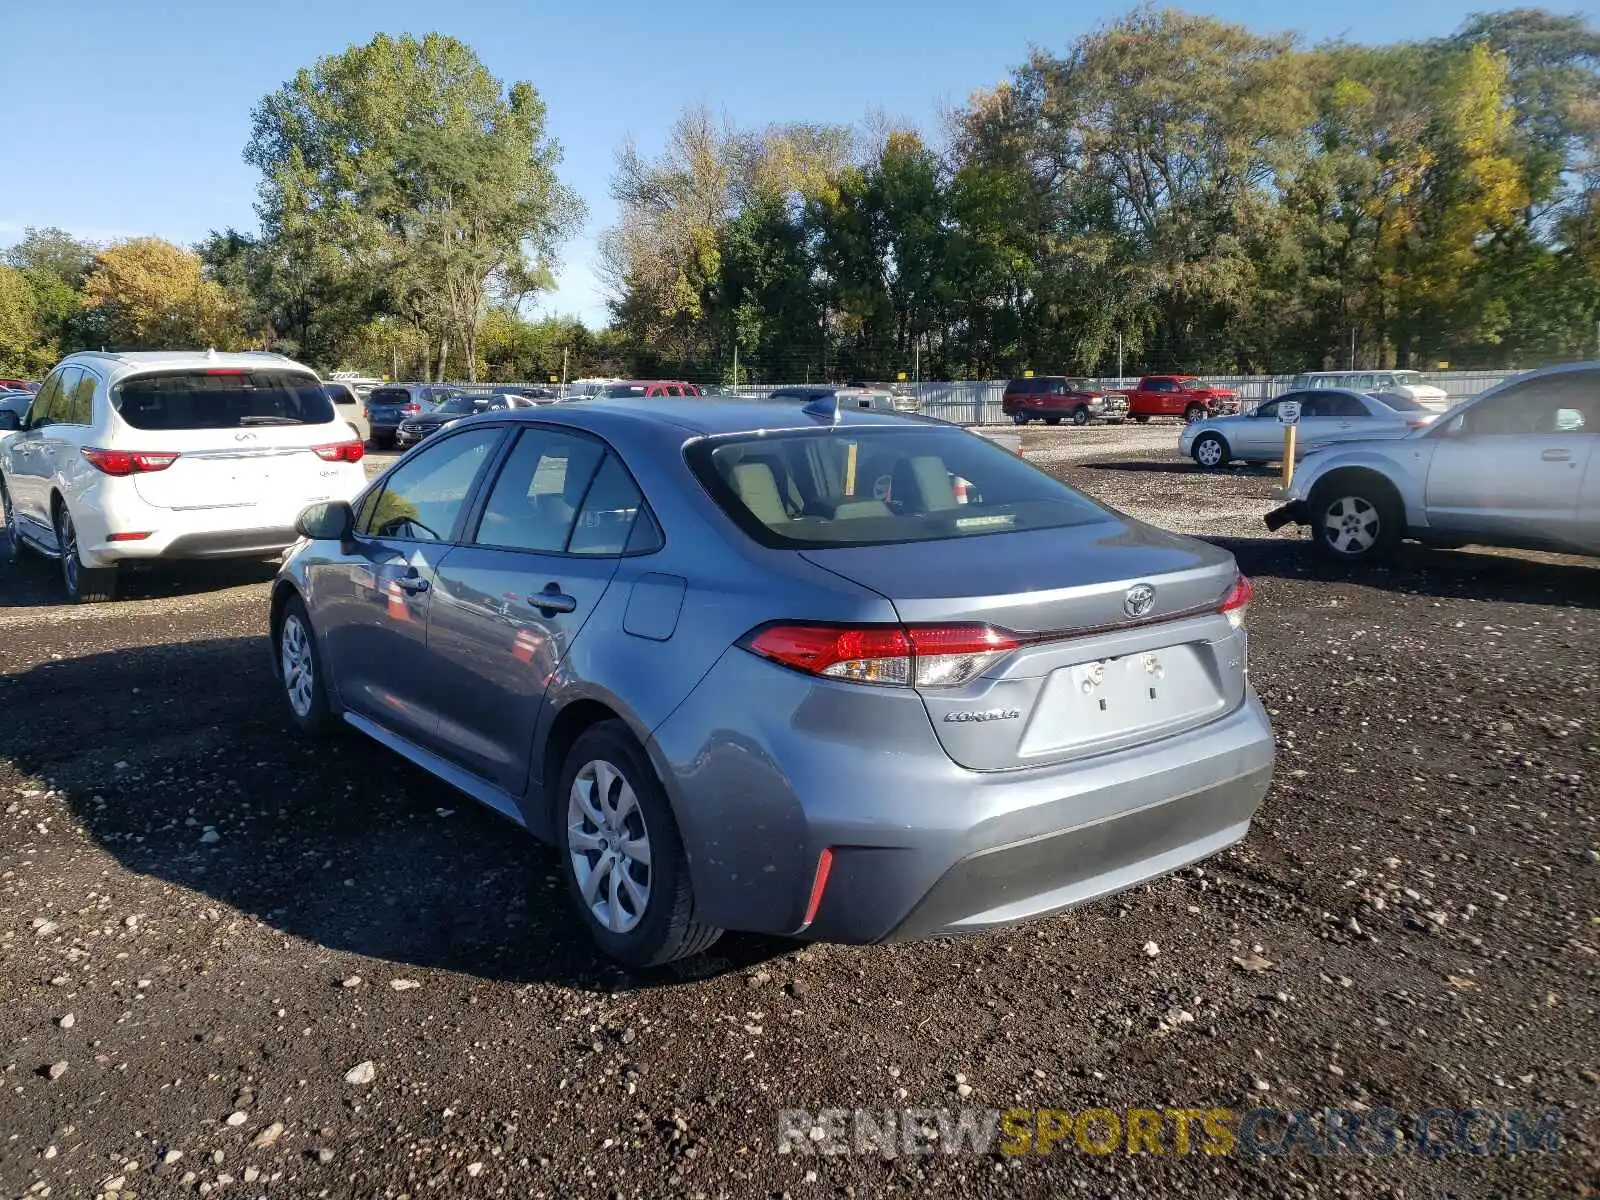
1124;583;1156;618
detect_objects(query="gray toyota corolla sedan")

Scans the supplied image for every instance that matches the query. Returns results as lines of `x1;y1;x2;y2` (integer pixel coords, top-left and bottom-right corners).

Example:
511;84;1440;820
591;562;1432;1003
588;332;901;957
269;398;1274;966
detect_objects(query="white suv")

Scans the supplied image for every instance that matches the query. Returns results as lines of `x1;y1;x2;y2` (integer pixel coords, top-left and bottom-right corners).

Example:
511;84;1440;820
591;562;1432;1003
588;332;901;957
0;350;367;602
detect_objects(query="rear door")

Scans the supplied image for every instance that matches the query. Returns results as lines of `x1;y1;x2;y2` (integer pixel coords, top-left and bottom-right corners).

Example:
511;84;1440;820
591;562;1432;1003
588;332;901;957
422;429;649;794
7;366;75;531
318;426;507;745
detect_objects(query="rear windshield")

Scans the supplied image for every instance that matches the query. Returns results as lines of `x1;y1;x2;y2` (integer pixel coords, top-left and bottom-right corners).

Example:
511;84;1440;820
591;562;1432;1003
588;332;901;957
1370;391;1427;412
1393;371;1424;385
603;384;650;397
114;370;335;430
687;426;1110;549
369;387;413;406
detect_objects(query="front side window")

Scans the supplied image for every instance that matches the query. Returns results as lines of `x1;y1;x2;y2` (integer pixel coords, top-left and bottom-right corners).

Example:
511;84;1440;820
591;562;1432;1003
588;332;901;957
26;367;76;429
114;369;335;430
473;428;606;553
358;427;503;542
689;426;1110;549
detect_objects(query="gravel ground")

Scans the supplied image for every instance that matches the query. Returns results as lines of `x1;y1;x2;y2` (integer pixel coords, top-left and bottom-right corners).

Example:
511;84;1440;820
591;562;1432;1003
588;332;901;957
1;424;1596;1198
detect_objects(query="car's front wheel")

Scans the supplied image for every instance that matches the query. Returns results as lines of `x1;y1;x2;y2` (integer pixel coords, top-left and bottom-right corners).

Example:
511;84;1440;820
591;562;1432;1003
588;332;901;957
1309;480;1401;563
1071;406;1090;426
1184;403;1206;424
54;503;116;603
558;721;722;967
1191;432;1229;470
277;596;336;734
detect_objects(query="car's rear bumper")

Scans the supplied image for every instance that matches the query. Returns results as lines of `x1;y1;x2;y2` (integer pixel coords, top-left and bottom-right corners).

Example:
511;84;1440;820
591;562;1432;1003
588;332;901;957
649;649;1274;945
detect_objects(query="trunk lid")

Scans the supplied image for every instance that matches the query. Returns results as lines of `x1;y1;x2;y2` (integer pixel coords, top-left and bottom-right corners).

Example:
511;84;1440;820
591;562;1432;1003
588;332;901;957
130;426;356;511
800;518;1248;770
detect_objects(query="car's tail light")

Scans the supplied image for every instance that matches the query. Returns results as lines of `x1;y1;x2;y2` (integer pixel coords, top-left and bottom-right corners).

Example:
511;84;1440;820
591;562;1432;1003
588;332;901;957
1219;574;1253;629
81;448;180;476
1406;418;1431;429
745;622;1021;688
403;402;422;414
312;441;365;463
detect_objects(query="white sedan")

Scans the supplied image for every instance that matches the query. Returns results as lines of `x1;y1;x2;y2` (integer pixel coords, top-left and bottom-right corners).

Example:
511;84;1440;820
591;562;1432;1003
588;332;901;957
1180;389;1434;470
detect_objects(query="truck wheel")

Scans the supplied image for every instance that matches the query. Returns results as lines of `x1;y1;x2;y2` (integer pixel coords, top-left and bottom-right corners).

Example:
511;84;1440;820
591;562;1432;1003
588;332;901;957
1010;412;1029;425
1071;407;1090;426
1133;414;1150;424
1184;404;1206;424
1309;479;1402;563
1191;433;1229;470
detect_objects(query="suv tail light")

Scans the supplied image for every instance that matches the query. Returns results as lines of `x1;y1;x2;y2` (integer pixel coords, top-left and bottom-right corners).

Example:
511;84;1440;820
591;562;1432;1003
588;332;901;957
1219;574;1253;629
744;623;1020;688
312;441;365;464
403;402;422;414
81;448;180;476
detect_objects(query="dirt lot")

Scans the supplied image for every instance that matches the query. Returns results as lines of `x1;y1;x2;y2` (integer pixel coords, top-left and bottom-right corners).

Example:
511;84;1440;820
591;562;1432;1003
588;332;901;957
1;425;1596;1198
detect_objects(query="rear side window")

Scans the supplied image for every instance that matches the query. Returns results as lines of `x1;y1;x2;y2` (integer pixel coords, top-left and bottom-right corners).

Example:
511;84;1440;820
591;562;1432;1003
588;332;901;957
114;370;335;430
570;454;658;556
688;426;1109;549
60;371;96;424
1370;392;1426;413
474;428;605;552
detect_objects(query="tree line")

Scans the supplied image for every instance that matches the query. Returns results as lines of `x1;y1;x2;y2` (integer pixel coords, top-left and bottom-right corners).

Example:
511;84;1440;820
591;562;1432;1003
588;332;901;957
2;10;1597;386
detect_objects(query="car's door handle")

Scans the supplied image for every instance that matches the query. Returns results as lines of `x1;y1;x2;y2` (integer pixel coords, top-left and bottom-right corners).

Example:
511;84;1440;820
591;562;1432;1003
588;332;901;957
394;575;430;594
1541;448;1572;462
529;584;577;615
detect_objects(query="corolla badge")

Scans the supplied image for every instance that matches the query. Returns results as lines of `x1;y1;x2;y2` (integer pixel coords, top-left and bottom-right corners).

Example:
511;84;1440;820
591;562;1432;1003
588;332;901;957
943;708;1021;724
1124;582;1156;618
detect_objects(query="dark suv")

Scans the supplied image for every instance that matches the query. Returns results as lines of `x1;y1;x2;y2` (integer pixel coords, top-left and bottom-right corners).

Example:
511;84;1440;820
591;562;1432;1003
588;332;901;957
364;384;454;448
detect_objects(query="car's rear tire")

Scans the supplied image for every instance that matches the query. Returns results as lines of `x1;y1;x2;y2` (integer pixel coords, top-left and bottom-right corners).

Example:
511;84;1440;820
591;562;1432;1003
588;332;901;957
1184;403;1206;424
276;596;336;734
1191;433;1229;470
557;721;722;967
1010;412;1029;426
1133;414;1150;424
1071;406;1090;426
54;503;116;603
1309;478;1402;563
1;478;18;564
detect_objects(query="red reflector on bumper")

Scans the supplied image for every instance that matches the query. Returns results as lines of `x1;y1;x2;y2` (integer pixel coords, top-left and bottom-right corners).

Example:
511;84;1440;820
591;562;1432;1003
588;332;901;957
107;532;152;542
803;848;834;927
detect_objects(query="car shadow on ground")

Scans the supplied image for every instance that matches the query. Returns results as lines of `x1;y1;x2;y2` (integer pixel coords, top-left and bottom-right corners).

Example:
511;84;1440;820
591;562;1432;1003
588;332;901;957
0;636;796;991
0;540;280;609
1213;534;1600;608
1084;459;1282;478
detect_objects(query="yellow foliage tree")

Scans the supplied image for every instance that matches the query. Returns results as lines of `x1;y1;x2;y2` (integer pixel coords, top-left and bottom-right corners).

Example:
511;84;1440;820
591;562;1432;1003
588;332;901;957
80;238;243;351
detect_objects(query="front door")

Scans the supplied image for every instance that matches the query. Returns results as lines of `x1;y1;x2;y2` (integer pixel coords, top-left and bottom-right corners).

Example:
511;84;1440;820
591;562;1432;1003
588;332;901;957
318;425;506;744
1425;370;1599;545
420;427;650;799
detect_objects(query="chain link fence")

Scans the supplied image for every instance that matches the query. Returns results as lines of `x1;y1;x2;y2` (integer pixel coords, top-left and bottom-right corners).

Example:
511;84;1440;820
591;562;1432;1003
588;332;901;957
419;370;1516;426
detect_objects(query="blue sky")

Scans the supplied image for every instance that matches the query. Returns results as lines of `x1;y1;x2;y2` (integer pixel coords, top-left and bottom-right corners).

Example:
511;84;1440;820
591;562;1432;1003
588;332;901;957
0;0;1555;325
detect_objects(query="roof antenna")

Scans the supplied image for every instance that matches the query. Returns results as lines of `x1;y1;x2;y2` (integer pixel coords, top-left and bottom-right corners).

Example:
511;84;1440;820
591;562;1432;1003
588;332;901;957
803;392;841;425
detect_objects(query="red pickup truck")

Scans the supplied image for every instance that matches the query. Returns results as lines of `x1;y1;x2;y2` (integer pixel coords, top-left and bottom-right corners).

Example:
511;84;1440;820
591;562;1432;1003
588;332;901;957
1127;376;1239;423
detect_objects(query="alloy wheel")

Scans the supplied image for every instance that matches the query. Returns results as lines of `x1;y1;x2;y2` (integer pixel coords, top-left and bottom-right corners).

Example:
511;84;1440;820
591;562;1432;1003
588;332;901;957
1195;437;1223;467
567;760;652;934
56;510;78;594
1322;496;1380;555
280;613;316;718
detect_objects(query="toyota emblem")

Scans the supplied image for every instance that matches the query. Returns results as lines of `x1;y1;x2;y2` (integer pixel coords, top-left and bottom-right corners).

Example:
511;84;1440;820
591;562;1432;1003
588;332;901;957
1124;583;1156;618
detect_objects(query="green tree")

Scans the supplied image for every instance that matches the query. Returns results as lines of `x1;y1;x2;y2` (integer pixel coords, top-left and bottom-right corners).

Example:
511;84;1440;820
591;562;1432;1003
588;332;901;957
0;266;55;376
245;32;582;380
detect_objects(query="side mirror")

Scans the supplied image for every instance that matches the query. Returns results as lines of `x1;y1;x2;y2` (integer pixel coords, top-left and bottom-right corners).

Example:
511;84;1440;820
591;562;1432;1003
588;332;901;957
0;410;20;432
295;500;354;541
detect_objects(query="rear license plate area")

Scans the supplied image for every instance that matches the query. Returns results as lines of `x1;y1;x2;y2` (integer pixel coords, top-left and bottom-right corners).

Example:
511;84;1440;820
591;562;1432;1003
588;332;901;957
1018;645;1221;756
